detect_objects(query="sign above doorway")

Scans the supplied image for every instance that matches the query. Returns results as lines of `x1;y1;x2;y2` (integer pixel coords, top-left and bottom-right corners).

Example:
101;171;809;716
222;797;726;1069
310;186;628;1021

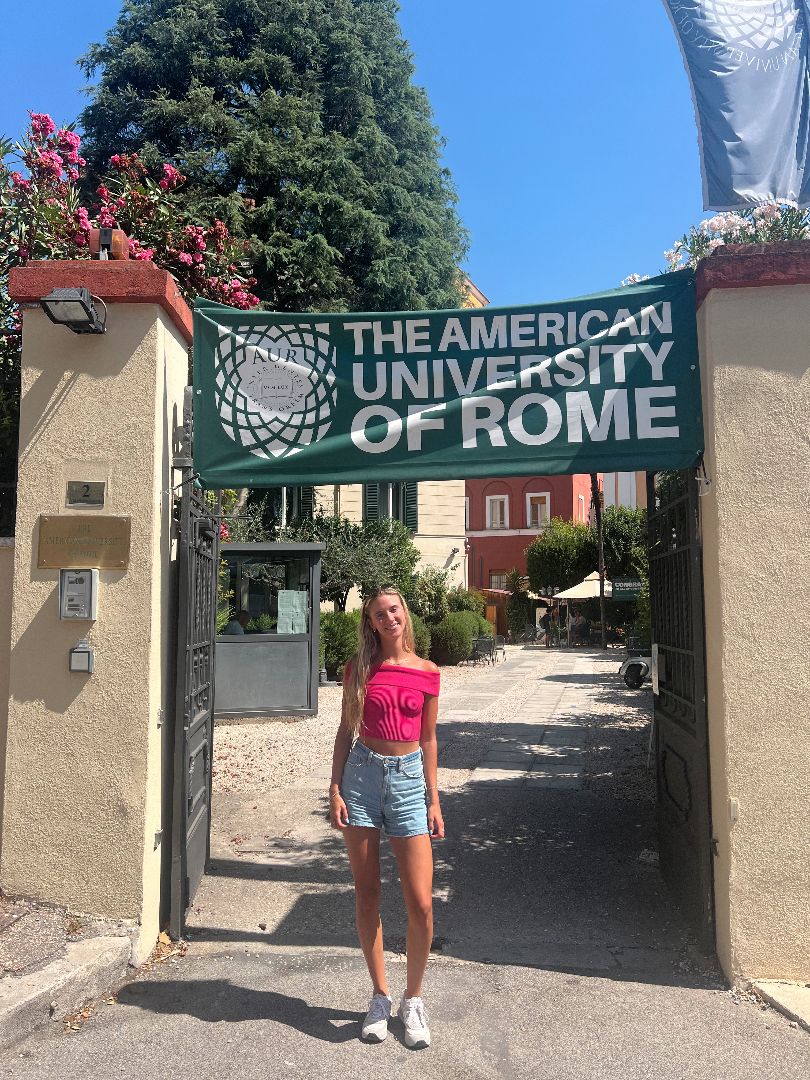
193;269;703;488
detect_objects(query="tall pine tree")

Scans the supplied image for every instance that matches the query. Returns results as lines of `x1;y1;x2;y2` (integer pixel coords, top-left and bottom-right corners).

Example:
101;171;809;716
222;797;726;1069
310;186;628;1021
79;0;467;312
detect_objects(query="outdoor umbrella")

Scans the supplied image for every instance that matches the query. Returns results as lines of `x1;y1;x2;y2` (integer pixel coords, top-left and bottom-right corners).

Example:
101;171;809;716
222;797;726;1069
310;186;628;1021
552;571;612;600
553;572;612;646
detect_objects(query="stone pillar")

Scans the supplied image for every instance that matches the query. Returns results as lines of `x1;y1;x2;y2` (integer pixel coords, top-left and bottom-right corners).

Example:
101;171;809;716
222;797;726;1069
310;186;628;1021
696;242;810;981
1;261;191;963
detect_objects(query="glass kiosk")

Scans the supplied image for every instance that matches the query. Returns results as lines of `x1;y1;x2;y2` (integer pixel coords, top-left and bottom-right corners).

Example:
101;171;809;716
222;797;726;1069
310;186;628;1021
215;542;324;717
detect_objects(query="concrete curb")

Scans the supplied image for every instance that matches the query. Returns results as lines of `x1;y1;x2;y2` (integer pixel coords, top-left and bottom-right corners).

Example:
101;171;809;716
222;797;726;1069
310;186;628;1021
0;936;131;1051
753;981;810;1034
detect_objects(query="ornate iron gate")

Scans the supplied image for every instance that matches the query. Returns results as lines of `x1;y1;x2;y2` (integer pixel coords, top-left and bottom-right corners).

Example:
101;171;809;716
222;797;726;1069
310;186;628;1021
170;389;220;938
647;469;714;953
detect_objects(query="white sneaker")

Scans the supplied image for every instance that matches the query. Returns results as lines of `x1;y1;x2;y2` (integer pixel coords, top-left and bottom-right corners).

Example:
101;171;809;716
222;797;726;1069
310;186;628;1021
398;995;431;1049
361;993;391;1042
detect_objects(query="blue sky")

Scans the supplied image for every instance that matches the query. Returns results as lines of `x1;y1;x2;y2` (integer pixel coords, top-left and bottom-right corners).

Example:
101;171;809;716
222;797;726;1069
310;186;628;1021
0;0;705;306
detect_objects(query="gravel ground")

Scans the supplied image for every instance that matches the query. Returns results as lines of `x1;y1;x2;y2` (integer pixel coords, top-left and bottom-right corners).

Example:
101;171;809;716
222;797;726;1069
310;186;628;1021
211;650;543;795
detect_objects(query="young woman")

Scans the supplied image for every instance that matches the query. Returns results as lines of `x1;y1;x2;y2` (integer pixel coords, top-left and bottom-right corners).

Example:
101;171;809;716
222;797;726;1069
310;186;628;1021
329;587;443;1049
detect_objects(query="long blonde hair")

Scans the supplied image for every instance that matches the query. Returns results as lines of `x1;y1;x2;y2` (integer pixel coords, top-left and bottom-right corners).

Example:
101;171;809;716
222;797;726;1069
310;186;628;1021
343;587;416;739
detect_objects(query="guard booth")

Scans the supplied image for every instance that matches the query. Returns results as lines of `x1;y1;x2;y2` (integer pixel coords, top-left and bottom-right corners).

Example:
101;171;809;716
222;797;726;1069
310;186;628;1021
215;542;324;717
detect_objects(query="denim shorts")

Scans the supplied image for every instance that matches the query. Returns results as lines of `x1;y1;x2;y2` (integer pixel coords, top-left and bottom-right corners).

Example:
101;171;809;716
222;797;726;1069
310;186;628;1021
341;742;428;837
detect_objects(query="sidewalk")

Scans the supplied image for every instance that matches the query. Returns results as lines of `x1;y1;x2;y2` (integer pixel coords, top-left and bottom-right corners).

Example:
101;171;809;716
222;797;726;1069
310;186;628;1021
1;648;808;1077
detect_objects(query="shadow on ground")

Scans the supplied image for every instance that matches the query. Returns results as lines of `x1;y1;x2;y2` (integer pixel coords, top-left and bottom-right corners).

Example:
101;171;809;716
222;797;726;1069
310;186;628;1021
176;655;720;995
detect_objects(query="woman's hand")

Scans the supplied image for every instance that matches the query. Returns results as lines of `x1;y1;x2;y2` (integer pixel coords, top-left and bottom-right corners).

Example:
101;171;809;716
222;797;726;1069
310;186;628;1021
329;791;349;829
427;800;445;840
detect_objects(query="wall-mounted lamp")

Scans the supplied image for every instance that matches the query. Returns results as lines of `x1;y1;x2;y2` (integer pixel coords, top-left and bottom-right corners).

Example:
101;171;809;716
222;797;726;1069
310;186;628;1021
39;287;106;335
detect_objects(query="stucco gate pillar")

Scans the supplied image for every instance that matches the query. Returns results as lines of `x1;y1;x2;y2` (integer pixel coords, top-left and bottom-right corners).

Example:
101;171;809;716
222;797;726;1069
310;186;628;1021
1;261;191;963
696;242;810;983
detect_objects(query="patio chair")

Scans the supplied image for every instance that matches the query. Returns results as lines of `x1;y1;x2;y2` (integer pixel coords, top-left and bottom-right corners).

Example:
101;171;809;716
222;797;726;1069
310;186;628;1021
493;635;506;662
470;636;495;665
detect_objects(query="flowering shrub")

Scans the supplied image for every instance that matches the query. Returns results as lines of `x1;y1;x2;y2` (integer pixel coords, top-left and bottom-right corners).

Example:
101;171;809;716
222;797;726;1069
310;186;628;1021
1;112;258;373
664;203;809;270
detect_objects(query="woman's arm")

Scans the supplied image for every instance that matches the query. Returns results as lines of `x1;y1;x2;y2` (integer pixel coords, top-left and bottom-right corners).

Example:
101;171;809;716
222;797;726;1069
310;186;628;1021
420;691;445;839
329;688;353;829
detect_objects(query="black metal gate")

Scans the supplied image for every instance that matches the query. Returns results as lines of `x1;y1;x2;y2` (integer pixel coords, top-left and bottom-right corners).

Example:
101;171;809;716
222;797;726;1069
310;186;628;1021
647;469;714;953
169;390;220;939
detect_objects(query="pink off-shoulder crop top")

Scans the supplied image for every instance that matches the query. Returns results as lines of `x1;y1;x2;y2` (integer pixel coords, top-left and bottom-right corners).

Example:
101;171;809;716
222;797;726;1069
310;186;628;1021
359;663;440;743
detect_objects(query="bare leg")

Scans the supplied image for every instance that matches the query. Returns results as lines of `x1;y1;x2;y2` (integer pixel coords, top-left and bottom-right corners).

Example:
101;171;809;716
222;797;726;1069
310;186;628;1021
389;833;434;999
343;826;387;996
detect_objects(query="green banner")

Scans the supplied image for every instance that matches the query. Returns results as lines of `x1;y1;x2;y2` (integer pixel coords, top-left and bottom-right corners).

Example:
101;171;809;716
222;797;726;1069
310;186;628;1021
193;270;702;488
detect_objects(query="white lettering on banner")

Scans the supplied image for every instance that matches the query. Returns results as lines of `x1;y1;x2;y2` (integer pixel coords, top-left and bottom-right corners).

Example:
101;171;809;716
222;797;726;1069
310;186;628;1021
461;397;507;448
391;361;429;400
640;303;672;336
553;348;586;386
351;406;402;453
353;362;387;401
345;321;373;353
508;394;563;445
519;355;553;388
537;313;565;348
636;387;679;439
407;402;447;450
510;314;536;347
447;356;485;395
579;310;609;339
566;390;630;443
373;320;404;354
347;388;682;454
485;356;518;389
469;315;507;350
438;318;470;352
406;319;431;352
638;341;673;381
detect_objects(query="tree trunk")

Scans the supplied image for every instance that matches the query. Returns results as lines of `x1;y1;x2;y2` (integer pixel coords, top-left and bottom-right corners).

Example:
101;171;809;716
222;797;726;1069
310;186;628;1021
590;474;607;649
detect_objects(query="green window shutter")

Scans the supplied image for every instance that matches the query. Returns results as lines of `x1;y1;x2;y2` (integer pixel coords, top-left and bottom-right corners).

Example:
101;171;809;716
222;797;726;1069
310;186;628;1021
363;483;380;521
299;485;315;520
404;481;418;533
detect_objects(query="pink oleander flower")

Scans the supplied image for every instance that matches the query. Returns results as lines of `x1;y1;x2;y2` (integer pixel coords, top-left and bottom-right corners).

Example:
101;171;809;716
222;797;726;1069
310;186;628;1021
67;168;79;181
73;233;88;246
219;522;231;541
75;207;91;229
192;252;203;263
97;207;117;228
29;112;55;138
18;246;29;260
96;184;110;200
109;154;121;167
177;252;194;266
133;247;155;261
753;202;780;222
34;149;64;179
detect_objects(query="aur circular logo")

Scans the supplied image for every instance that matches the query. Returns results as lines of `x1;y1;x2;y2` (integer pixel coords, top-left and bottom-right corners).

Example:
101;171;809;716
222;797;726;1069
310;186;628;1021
213;322;337;460
696;0;799;54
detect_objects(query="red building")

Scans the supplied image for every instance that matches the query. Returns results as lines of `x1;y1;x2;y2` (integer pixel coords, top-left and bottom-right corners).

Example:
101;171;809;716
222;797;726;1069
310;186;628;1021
465;474;593;591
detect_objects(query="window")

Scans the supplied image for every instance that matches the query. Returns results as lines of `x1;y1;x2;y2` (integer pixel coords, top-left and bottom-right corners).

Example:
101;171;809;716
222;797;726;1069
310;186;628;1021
363;482;418;532
486;495;509;529
222;553;310;635
489;571;508;590
525;492;550;529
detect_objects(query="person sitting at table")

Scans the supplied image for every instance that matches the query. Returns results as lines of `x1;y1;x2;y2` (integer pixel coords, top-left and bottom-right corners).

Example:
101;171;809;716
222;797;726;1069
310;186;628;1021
572;611;590;645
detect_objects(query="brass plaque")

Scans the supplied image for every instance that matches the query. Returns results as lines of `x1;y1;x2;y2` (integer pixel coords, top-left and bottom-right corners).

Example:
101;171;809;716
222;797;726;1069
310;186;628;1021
38;515;131;570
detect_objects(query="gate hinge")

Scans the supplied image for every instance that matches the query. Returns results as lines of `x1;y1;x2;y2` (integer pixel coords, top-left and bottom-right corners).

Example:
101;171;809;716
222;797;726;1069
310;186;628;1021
711;837;720;857
157;708;165;729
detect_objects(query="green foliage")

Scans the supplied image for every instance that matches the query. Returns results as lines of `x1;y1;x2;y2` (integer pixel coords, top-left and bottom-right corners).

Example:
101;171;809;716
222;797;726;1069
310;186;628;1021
430;612;475;667
446;586;486;617
631;581;652;648
245;613;276;633
215;558;232;634
221;495;276;543
602;506;648;580
405;565;451;625
526;518;598;595
410;613;431;659
79;0;468;313
320;610;360;676
282;513;420;610
453;610;492;639
506;593;531;642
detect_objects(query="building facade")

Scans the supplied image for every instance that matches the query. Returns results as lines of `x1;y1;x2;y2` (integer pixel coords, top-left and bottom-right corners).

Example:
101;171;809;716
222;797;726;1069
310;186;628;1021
465;473;593;590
